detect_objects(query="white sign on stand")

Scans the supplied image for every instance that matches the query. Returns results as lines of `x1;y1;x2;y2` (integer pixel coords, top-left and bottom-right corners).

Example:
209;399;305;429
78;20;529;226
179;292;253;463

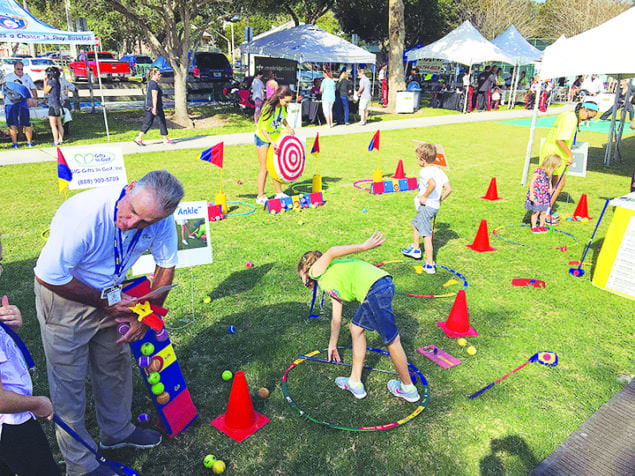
539;140;588;177
66;147;128;190
131;201;213;276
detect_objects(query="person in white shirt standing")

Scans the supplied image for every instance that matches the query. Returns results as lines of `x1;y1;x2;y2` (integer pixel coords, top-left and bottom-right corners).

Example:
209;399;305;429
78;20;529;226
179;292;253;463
4;60;38;148
356;68;372;125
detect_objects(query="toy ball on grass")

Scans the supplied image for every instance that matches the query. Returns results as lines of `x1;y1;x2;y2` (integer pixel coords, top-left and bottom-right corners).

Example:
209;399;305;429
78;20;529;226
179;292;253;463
467;346;477;356
362;208;367;213
457;338;467;347
138;413;150;424
204;455;216;468
222;370;233;381
203;297;212;304
581;217;589;223
228;325;236;334
213;460;226;474
246;261;254;268
258;387;269;398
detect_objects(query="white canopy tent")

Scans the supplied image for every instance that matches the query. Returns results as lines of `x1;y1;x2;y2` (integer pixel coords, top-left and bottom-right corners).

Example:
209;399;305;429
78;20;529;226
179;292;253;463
242;24;376;64
406;21;514;66
0;0;111;140
521;7;635;179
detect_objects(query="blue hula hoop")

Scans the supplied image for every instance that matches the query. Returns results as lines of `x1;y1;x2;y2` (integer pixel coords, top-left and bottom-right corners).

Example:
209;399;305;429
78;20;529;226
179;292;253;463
224;200;257;217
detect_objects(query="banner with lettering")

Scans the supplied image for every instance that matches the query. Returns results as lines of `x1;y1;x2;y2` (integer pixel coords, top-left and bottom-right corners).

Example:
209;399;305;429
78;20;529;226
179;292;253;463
65;146;128;190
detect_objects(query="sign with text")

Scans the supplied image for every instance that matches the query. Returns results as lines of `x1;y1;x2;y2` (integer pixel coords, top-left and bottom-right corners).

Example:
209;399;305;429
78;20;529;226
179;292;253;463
131;201;212;276
416;58;445;74
254;56;297;87
66;146;128;190
539;140;588;177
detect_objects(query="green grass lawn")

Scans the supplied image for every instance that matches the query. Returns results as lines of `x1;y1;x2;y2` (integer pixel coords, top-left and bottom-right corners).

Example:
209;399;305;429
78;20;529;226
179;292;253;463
1;117;633;475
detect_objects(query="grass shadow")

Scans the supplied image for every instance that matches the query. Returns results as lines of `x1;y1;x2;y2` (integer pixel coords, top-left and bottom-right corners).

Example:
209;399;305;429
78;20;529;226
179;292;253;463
205;262;275;301
480;435;540;475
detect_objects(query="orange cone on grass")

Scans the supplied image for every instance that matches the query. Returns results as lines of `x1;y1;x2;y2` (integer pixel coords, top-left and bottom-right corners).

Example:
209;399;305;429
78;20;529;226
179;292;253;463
392;160;405;179
437;290;479;337
481;177;502;200
572;193;591;220
211;371;269;442
466;220;496;252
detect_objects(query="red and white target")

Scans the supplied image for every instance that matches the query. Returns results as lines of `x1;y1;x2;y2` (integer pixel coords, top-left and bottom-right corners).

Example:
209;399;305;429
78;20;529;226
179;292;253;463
267;134;306;184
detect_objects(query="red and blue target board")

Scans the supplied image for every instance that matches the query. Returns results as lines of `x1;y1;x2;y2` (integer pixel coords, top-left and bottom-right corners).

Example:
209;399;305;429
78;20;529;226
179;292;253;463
123;277;197;437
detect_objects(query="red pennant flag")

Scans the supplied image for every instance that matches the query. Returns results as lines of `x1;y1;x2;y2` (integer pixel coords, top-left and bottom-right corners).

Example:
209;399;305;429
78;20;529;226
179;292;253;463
311;133;320;155
368;130;380;151
200;142;224;168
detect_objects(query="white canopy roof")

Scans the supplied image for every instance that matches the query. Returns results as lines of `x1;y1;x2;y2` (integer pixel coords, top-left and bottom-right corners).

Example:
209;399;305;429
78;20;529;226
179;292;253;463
0;0;94;44
406;21;514;66
491;25;542;65
540;8;635;78
241;24;375;64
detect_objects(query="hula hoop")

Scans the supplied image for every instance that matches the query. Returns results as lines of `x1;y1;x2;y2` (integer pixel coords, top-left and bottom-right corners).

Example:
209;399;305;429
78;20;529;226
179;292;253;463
223;200;256;217
375;260;468;298
41;228;49;242
282;346;430;431
291;181;338;194
492;224;579;251
353;179;373;191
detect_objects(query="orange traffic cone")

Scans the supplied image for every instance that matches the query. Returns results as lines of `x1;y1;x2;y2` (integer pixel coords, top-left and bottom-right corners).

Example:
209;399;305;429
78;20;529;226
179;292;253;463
437;290;479;337
211;371;269;442
572;194;592;220
466;220;496;252
481;177;501;201
392;160;405;179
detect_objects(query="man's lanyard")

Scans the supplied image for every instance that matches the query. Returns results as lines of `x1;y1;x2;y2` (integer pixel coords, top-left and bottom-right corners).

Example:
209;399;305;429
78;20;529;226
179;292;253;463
0;321;36;375
113;187;141;285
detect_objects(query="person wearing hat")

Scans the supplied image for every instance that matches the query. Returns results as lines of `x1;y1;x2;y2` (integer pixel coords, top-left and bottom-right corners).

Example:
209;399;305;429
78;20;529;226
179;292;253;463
539;101;599;224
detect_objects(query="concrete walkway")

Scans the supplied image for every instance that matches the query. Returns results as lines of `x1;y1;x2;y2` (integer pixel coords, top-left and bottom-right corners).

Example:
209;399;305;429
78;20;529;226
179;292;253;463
0;105;570;167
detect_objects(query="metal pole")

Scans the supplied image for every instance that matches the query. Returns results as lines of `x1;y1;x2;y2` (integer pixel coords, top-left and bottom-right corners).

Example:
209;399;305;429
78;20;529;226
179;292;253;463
93;50;110;141
604;74;621;167
521;80;542;187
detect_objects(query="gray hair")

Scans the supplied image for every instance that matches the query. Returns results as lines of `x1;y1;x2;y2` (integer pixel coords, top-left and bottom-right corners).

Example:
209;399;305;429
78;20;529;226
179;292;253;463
132;170;184;215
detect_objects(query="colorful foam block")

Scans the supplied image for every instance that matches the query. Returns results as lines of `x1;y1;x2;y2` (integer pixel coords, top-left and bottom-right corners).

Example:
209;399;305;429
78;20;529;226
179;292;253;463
207;203;224;222
265;192;325;214
370;177;419;195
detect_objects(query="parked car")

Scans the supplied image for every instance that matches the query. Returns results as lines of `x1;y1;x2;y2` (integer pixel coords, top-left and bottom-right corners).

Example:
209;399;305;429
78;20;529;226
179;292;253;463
150;52;232;82
0;57;56;82
69;51;131;82
119;54;153;77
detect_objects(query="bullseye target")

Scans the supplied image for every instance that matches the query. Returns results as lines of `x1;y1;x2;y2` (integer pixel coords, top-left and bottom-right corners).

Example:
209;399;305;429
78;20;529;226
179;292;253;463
267;133;306;184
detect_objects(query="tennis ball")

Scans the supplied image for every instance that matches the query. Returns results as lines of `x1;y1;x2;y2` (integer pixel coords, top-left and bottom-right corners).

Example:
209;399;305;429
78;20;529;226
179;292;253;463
362;208;367;213
457;338;467;347
137;413;150;424
212;460;226;474
467;346;477;356
228;325;236;334
151;383;165;395
117;323;130;335
581;217;589;223
203;455;216;468
246;261;253;268
147;372;160;385
258;387;269;398
203;297;211;304
137;356;151;368
141;343;154;356
222;370;232;381
155;329;169;342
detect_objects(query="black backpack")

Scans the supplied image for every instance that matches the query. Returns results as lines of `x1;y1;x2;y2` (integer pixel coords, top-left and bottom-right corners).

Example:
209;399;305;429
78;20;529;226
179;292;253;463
3;82;30;104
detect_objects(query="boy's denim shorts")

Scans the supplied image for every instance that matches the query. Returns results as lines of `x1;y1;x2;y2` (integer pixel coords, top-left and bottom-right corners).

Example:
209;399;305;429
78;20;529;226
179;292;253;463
352;276;399;345
254;134;270;147
412;205;439;237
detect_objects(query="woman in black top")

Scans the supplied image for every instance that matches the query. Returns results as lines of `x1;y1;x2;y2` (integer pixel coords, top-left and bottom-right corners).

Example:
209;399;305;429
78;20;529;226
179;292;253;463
43;66;63;145
134;67;171;146
335;71;353;125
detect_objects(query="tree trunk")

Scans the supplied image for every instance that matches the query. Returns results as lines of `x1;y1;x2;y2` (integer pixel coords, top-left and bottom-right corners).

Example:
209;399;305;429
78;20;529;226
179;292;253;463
172;65;191;126
387;0;405;113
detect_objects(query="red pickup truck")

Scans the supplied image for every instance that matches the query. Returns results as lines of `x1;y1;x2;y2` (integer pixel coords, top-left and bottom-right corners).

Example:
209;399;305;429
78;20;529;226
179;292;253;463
69;52;130;82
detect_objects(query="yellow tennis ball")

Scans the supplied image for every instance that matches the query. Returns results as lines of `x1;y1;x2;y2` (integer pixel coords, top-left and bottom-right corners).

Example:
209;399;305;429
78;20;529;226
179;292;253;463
467;346;477;356
203;455;216;468
212;460;226;474
203;297;211;304
457;338;467;347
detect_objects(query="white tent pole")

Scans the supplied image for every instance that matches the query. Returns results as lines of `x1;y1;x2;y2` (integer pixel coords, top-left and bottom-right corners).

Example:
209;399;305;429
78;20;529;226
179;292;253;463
521;80;542;186
92;49;110;141
507;63;518;110
462;62;472;114
604;74;621;166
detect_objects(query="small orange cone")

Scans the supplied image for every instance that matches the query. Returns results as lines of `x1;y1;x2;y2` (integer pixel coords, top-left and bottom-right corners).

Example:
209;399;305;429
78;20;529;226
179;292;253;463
392;160;405;179
572;194;592;220
466;220;496;252
481;177;501;200
211;371;269;442
437;290;479;337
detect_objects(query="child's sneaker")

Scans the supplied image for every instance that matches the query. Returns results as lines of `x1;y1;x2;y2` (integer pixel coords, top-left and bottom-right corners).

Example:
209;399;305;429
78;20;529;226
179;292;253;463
387;379;420;402
401;247;422;260
335;377;367;399
423;263;436;274
531;227;541;234
11;143;18;149
255;196;268;206
538;226;549;233
27;142;34;147
274;192;289;199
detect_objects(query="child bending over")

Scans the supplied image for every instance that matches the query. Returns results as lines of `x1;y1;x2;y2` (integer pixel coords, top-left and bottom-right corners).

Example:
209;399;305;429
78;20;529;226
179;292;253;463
401;143;452;273
297;232;420;402
525;154;562;233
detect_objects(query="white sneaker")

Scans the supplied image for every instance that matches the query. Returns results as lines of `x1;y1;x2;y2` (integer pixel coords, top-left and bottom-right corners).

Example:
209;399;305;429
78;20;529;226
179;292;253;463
335;377;367;399
275;193;289;199
256;196;268;205
181;239;188;246
423;263;436;274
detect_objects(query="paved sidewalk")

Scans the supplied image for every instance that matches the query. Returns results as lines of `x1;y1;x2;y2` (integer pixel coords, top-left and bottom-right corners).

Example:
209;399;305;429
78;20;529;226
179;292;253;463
0;105;569;167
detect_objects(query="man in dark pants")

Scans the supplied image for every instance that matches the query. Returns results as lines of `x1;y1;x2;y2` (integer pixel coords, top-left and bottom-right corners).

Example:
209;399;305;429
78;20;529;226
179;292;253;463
476;66;492;111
